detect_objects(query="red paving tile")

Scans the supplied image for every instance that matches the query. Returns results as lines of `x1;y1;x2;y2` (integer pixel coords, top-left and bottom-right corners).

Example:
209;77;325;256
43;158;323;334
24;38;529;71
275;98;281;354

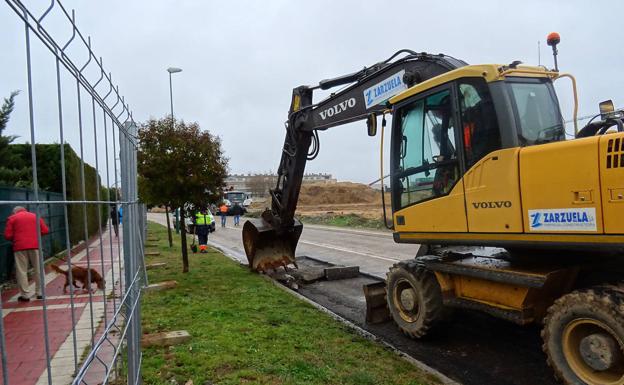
0;230;123;385
0;308;85;384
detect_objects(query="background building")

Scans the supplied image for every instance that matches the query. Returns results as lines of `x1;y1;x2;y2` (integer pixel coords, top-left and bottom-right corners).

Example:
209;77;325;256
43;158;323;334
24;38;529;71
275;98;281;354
225;173;336;197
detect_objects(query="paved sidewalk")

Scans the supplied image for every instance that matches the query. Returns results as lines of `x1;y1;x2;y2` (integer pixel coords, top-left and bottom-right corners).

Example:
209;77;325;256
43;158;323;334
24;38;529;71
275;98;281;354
0;229;124;385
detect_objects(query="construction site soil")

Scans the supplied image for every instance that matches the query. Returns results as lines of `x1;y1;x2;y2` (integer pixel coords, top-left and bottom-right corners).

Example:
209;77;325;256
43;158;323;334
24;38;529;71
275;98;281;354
298;182;382;205
247;182;389;219
297;182;389;219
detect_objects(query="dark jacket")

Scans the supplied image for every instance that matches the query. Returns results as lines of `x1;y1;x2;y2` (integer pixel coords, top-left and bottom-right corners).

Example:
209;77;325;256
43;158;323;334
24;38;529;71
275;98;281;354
230;204;244;216
110;208;119;225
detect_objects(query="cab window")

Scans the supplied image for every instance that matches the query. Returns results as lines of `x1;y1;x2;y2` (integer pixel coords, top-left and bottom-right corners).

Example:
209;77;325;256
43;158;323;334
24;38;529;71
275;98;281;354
459;78;502;168
393;88;459;209
508;79;564;145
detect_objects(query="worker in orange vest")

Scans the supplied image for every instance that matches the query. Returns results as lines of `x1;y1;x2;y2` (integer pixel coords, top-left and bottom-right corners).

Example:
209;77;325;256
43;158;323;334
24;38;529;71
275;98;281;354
219;203;228;228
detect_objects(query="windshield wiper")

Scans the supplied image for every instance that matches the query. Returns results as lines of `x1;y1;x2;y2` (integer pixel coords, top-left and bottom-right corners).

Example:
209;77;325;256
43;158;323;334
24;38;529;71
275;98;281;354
532;124;565;144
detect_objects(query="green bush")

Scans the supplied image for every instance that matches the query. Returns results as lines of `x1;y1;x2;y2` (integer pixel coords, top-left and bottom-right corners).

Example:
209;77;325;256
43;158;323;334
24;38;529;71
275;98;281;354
0;143;110;245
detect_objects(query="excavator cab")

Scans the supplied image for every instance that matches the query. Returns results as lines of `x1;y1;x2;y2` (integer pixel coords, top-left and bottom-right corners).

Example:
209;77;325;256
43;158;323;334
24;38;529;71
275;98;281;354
389;68;567;235
387;66;624;245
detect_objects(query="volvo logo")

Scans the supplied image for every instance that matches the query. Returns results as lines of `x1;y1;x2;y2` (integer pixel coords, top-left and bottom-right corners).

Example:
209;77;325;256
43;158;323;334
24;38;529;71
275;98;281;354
472;201;512;209
319;98;356;120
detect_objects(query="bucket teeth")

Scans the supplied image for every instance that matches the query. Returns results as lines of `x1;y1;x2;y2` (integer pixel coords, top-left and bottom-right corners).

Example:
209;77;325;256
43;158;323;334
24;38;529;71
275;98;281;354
242;218;303;272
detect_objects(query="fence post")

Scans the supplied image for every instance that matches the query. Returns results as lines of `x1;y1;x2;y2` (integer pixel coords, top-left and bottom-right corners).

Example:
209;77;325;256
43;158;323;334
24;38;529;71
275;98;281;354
121;121;142;384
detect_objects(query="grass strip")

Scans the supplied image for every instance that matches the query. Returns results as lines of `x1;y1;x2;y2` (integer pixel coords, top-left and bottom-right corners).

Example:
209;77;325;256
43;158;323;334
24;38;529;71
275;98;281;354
245;211;387;230
299;213;387;230
141;222;440;385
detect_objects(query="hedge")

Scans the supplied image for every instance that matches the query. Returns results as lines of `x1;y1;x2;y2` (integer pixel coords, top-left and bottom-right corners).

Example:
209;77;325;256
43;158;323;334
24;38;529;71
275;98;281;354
0;143;112;246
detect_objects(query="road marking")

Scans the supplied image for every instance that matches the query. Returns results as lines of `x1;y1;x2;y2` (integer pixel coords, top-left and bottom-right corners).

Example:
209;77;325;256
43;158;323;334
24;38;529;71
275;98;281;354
226;221;393;238
216;224;399;262
299;240;400;262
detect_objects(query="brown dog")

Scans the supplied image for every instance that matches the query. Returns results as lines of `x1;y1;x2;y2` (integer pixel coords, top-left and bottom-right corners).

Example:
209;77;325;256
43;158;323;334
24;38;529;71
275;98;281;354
51;264;105;293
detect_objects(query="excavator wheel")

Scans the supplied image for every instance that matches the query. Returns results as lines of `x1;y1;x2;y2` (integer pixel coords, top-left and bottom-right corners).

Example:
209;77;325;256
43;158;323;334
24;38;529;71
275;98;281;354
386;260;447;339
542;286;624;385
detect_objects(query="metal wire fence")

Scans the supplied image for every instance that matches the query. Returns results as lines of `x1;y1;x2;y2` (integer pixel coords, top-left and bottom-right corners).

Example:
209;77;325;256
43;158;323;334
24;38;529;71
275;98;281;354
0;188;65;282
1;1;147;384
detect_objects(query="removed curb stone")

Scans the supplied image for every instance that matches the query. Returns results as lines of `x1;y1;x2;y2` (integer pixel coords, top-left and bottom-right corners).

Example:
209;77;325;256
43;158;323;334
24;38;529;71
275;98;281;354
142;330;190;347
146;262;167;270
325;266;359;280
266;271;298;290
145;251;161;256
291;268;325;283
145;280;177;292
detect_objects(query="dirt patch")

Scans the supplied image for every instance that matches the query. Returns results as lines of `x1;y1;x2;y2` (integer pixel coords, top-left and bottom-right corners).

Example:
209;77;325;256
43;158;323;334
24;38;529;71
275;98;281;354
299;182;381;205
297;182;389;219
297;204;386;219
214;363;236;377
249;182;390;219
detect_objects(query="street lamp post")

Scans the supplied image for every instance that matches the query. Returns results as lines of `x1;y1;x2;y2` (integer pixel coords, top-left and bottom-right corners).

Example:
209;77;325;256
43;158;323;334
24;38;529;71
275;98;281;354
166;67;182;243
167;67;182;122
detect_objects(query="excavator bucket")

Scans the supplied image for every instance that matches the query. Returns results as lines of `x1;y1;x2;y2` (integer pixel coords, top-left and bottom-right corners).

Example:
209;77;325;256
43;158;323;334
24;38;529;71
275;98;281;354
242;218;303;272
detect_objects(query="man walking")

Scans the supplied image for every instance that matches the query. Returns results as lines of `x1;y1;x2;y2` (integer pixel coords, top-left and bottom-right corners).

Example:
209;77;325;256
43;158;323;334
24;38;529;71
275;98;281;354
219;203;228;228
231;203;243;227
110;205;119;237
3;206;49;302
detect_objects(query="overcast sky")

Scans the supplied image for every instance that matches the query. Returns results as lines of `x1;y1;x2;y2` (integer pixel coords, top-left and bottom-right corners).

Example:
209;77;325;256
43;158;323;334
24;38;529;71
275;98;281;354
2;0;624;184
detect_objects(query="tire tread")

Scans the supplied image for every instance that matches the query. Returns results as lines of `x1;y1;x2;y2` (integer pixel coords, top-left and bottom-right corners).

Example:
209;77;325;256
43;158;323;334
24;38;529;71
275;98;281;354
387;260;446;339
542;284;624;384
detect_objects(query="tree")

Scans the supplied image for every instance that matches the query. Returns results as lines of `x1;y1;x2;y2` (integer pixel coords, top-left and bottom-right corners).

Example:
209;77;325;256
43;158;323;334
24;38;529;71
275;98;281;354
0;91;33;187
138;116;228;272
0;91;20;172
247;174;277;197
0;91;19;134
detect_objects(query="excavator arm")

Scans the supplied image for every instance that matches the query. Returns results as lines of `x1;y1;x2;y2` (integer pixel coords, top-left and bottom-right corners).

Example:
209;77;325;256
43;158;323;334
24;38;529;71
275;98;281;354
243;50;467;272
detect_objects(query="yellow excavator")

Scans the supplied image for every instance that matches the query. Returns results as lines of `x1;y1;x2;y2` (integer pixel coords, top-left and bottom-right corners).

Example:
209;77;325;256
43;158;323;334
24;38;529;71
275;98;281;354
243;33;624;385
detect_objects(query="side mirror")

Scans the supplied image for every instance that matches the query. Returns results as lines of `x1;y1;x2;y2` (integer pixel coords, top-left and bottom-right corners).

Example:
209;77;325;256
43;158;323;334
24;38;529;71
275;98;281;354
367;113;377;136
599;100;615;120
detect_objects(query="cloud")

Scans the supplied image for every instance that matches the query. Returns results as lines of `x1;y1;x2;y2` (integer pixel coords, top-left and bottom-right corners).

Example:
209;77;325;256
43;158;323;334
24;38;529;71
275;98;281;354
1;0;623;183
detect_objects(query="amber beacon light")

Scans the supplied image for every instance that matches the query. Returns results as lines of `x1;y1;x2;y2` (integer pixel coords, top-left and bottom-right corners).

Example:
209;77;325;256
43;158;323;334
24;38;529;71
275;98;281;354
546;32;561;71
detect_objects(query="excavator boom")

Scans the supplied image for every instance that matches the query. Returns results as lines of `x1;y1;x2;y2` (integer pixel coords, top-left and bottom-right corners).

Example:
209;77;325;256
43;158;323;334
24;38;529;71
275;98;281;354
242;51;466;272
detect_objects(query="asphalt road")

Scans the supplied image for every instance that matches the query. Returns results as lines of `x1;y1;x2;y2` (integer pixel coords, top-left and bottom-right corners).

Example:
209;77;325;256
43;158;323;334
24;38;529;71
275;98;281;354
147;213;559;385
147;212;415;277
